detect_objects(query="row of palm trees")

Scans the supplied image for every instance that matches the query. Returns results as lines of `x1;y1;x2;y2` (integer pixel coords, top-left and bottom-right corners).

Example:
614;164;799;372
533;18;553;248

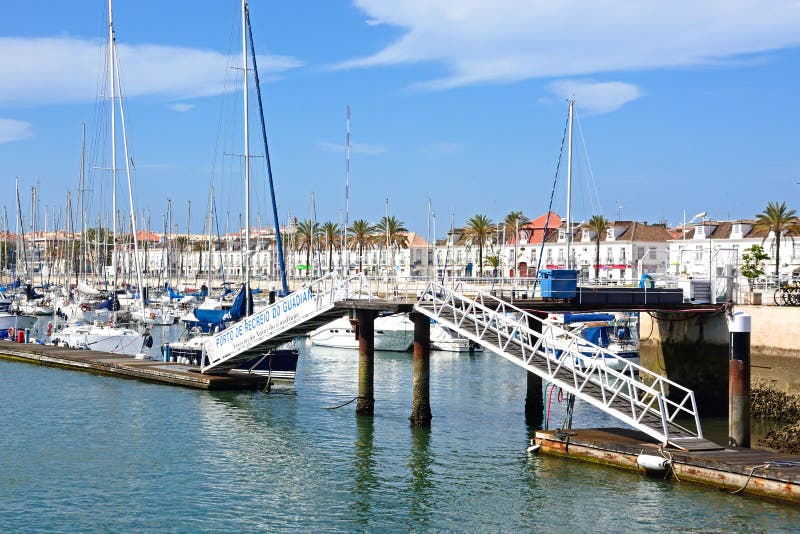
464;202;798;278
291;216;409;274
286;201;797;278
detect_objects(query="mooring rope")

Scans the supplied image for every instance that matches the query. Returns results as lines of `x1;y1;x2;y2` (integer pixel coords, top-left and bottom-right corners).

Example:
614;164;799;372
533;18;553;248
324;396;370;410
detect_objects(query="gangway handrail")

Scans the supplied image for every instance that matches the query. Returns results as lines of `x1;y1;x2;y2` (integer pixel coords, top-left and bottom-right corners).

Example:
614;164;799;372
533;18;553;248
413;280;703;445
201;272;372;372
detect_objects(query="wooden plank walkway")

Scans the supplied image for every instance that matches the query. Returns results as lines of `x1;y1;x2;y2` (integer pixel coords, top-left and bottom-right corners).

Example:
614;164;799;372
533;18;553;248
0;342;267;390
534;428;800;504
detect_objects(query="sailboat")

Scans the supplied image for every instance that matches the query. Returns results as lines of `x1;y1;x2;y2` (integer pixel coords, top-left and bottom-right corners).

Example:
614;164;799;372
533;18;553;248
162;0;298;379
53;0;150;356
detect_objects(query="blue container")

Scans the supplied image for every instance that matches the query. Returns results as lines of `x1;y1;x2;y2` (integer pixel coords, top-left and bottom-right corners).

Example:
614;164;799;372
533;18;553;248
539;269;578;299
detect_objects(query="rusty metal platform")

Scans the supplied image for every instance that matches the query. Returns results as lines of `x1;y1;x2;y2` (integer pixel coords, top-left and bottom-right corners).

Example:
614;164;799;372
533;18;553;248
534;427;800;504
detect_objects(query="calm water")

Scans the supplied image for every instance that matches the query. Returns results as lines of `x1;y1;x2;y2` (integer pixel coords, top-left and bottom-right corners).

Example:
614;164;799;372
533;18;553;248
2;332;798;532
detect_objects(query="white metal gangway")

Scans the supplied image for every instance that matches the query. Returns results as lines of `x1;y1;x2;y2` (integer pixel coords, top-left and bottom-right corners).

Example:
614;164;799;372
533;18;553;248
201;273;371;373
413;280;705;448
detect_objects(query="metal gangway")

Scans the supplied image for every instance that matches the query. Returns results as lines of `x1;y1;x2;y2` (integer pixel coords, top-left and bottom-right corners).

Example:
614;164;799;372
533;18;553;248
201;273;370;373
412;280;705;448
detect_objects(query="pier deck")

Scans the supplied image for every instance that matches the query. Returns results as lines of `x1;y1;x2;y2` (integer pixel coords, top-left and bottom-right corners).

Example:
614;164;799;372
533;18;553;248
534;428;800;504
0;342;267;390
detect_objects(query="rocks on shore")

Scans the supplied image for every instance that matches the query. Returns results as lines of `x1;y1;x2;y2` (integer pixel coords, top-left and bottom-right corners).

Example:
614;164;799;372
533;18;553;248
752;381;800;454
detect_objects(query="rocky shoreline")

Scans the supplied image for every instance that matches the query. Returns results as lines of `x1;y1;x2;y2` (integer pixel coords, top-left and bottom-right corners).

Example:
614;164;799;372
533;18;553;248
752;381;800;454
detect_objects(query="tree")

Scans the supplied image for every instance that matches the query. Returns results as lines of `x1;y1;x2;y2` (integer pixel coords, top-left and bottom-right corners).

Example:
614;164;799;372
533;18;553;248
465;214;493;277
486;253;501;277
295;219;319;277
503;211;529;243
754;201;799;276
347;219;374;273
375;215;408;274
586;214;611;278
740;244;769;291
320;221;341;273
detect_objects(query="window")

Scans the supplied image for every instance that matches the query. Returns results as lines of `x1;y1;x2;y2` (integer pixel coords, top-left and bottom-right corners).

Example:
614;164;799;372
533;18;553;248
695;245;703;262
620;248;626;261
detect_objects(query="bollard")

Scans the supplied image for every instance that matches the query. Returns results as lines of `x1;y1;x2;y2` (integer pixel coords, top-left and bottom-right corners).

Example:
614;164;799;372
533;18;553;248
728;311;751;448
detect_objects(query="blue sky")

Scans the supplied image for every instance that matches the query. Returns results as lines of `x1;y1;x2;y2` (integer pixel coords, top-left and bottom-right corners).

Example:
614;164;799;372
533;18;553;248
2;0;799;236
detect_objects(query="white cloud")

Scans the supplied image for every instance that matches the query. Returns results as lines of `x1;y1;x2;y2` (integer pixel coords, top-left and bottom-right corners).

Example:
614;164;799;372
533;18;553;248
167;103;195;112
0;37;303;105
544;80;643;114
317;140;388;155
338;1;800;90
0;118;33;144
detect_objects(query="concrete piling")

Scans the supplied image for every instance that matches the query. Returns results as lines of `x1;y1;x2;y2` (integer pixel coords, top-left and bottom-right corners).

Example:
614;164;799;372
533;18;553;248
356;309;377;416
410;312;432;426
728;311;751;447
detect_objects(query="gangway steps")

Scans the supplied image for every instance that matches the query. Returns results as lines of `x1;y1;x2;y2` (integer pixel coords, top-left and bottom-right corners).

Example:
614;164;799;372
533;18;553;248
425;307;692;437
414;288;703;445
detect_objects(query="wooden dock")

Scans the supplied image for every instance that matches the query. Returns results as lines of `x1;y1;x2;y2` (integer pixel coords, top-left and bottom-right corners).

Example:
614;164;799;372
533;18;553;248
0;342;267;390
534;428;800;504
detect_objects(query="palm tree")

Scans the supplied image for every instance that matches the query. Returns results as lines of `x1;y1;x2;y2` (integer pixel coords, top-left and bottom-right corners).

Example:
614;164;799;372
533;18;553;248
755;201;799;276
321;221;341;273
375;215;409;274
586;214;611;278
503;211;529;243
295;219;319;277
465;214;492;277
347;219;374;273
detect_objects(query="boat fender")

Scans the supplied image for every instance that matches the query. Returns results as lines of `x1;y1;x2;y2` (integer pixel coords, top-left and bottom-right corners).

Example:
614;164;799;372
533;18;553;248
46;322;54;337
80;303;90;312
7;327;14;339
142;333;154;349
636;454;669;472
149;312;156;320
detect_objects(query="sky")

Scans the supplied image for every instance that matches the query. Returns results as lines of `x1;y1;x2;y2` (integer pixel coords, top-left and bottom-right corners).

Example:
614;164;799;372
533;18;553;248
1;0;800;238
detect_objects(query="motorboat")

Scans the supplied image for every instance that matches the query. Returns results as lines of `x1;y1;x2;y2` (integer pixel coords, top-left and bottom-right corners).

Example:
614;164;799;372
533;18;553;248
548;312;639;371
430;323;480;353
309;314;414;351
310;313;479;353
51;322;151;355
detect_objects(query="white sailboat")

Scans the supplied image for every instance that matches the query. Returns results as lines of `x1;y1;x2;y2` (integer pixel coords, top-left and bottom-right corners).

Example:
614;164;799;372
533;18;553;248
54;0;148;356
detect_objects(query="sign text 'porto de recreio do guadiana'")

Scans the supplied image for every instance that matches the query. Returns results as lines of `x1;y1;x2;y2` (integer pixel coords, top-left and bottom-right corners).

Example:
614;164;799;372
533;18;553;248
204;287;326;364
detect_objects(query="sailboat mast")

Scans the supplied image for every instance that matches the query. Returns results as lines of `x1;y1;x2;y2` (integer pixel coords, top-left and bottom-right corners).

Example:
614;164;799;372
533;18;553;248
108;0;118;293
113;44;146;317
208;185;214;292
565;98;574;270
78;122;86;285
241;0;251;300
345;105;351;275
244;7;288;294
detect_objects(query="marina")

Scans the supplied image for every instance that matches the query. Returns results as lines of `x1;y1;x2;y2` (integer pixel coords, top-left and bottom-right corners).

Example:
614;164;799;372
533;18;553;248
2;0;800;530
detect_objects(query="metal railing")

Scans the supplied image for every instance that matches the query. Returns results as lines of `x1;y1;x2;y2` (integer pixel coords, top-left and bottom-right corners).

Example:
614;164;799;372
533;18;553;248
201;272;372;372
412;279;703;446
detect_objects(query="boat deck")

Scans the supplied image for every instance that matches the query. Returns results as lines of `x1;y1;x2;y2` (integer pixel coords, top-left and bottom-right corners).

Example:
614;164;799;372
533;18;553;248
534;427;800;504
0;342;267;390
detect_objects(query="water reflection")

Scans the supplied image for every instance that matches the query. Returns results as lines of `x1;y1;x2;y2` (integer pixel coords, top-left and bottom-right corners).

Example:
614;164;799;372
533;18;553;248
407;426;434;527
351;416;376;525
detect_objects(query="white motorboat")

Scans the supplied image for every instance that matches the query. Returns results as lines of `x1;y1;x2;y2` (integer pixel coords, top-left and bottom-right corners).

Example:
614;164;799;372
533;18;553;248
309;314;414;351
309;313;478;352
52;322;150;355
430;323;480;353
549;312;640;372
